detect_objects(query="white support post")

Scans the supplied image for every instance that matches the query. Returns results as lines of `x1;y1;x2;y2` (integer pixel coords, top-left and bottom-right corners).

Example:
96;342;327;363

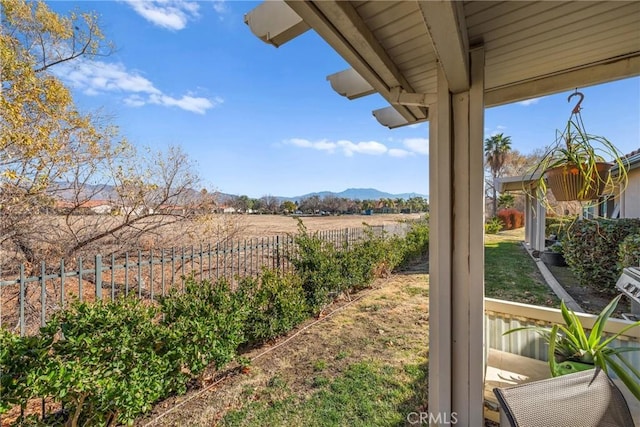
524;193;533;248
533;197;546;252
428;47;485;426
428;57;453;422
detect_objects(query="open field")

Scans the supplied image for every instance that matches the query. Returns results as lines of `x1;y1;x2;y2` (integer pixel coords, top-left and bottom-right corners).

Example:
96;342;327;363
236;213;423;239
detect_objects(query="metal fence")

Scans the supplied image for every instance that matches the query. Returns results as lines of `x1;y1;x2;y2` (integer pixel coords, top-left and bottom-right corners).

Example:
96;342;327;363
0;225;399;336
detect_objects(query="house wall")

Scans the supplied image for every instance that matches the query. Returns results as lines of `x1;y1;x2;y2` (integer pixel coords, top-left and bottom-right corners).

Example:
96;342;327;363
622;167;640;218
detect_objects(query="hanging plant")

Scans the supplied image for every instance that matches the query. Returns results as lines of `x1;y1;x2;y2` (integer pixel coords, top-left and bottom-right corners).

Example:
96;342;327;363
529;91;629;209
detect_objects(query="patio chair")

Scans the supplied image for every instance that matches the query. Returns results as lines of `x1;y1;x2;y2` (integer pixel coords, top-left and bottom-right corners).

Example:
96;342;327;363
493;368;635;427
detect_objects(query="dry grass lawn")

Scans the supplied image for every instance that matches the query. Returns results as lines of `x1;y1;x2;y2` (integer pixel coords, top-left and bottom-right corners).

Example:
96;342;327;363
136;261;429;426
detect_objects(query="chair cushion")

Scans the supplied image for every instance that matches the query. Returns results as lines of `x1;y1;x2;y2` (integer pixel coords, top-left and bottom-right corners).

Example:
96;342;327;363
493;368;635;427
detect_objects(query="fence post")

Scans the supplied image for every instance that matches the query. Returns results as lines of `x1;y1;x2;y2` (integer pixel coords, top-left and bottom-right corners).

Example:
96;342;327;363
149;249;154;301
40;261;46;326
95;255;103;300
78;257;83;302
60;259;65;307
19;264;25;337
276;235;281;273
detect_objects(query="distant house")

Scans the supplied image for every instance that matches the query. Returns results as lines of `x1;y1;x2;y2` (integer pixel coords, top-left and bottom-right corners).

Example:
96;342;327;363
222;206;237;214
157;205;186;215
607;149;640;219
54;199;112;215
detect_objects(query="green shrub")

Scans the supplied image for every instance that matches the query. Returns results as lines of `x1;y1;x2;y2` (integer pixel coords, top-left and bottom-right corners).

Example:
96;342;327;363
0;329;49;415
290;222;343;314
238;270;308;344
564;219;640;294
485;217;503;234
36;297;172;426
496;209;524;230
400;218;429;262
545;215;577;239
160;277;248;380
340;227;393;289
619;233;640;269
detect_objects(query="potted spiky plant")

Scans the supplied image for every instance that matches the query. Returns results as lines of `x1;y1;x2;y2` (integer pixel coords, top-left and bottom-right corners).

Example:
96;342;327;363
531;91;628;206
505;295;640;400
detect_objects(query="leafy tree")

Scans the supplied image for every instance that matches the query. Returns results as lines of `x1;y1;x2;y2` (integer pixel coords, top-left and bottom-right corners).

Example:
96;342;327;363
484;133;512;217
281;200;297;214
498;193;515;209
1;1;214;268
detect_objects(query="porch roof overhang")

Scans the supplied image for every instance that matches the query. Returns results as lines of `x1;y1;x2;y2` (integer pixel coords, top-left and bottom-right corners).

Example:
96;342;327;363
244;1;640;423
496;173;541;193
245;1;640;129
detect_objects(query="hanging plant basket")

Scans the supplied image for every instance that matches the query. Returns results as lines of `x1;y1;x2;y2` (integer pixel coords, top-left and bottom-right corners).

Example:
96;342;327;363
544;161;612;201
527;90;628;211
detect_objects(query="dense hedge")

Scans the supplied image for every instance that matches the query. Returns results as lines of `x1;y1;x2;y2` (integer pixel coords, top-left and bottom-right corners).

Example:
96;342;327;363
0;219;430;426
563;218;640;294
545;216;577;240
496;209;524;230
619;234;640;270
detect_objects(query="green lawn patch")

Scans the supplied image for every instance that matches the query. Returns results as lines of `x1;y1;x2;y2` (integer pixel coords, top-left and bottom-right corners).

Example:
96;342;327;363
220;360;427;427
485;229;559;307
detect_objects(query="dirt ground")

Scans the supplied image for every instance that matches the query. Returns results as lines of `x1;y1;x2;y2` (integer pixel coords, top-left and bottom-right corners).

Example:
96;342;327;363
135;260;430;427
546;263;631;316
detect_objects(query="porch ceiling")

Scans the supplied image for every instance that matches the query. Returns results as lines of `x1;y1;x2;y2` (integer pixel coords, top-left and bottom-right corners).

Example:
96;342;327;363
246;0;640;128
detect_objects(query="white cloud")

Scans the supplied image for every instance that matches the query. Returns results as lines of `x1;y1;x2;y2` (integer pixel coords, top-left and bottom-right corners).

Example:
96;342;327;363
402;137;429;155
148;93;217;115
518;97;541;106
284;137;429;158
122;0;200;30
65;61;160;95
287;138;336;153
123;95;147;107
337;140;387;157
55;60;220;114
212;0;227;14
407;123;423;129
388;148;413;158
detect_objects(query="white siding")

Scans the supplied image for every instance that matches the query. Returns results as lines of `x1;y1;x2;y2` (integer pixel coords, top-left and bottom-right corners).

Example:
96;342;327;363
622;167;640;218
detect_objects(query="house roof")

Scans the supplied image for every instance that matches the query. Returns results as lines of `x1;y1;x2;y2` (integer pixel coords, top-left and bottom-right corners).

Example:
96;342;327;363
610;147;640;173
55;199;111;209
246;1;640;128
495;173;542;193
623;148;640;169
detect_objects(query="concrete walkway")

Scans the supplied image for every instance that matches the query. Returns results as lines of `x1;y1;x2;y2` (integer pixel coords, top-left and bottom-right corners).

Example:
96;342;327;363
521;242;584;313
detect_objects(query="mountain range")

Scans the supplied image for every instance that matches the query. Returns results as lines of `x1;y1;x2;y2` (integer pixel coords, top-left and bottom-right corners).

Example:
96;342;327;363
49;183;428;204
277;188;428;202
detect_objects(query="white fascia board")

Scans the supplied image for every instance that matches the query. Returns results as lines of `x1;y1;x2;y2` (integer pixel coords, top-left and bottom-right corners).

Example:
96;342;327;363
485;55;640;108
372;107;408;129
373;106;428;129
389;86;437;107
244;1;310;47
495;173;542;193
326;68;375;100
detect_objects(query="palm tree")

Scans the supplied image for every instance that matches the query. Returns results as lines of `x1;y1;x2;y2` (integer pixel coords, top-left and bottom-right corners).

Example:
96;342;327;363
485;133;512;217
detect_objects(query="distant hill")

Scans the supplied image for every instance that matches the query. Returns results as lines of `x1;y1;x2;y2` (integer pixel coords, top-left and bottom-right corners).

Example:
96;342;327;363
281;188;428;202
49;182;427;205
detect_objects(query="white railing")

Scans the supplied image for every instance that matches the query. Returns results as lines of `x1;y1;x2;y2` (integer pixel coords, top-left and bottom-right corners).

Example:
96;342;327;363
485;298;640;377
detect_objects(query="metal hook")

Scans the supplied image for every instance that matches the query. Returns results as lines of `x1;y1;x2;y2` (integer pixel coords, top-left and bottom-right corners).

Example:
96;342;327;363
568;91;584;114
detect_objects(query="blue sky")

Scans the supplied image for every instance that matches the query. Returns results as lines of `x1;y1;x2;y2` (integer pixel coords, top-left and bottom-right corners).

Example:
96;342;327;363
46;1;640;199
